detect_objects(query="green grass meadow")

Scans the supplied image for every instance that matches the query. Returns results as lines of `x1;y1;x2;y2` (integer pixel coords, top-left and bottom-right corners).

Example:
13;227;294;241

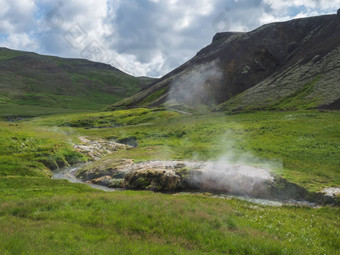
0;108;339;254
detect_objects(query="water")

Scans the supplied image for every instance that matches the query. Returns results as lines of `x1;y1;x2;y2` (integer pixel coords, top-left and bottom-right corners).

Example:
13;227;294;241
176;192;317;207
52;164;117;192
53;163;316;207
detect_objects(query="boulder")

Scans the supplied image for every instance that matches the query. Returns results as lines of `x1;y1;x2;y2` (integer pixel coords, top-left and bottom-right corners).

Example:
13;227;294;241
117;136;138;147
76;158;133;181
125;169;182;191
91;176;125;188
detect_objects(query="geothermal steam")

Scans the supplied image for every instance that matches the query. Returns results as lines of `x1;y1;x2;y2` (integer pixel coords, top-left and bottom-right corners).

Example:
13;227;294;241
151;61;276;197
187;161;274;197
167;60;223;106
131;161;274;197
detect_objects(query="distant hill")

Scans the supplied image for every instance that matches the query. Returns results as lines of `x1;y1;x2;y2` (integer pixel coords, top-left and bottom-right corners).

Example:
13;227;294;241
110;11;340;112
0;48;155;118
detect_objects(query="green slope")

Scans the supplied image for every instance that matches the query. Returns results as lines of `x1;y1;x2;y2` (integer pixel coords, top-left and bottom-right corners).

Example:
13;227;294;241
0;48;155;118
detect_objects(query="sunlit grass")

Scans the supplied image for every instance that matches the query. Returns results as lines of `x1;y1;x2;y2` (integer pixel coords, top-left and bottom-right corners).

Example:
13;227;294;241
0;177;339;254
0;122;85;177
0;108;339;254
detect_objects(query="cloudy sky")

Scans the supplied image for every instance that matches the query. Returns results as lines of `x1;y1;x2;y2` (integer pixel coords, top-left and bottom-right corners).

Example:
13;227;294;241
0;0;339;77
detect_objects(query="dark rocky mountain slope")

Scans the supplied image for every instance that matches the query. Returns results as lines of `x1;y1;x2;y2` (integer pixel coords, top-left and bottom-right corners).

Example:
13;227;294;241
110;11;340;111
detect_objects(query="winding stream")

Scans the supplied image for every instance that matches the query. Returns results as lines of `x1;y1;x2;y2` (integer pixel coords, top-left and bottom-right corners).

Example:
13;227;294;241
53;164;118;192
52;164;317;207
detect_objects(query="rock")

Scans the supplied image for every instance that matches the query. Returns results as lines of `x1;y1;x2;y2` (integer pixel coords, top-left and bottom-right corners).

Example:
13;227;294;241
125;169;182;191
322;187;340;197
212;32;244;43
288;42;298;53
337;9;340;15
75;158;337;204
117;136;138;147
269;177;337;205
241;65;251;75
74;136;128;161
91;176;125;188
77;159;199;191
77;159;275;195
254;60;266;72
91;175;113;186
76;158;133;181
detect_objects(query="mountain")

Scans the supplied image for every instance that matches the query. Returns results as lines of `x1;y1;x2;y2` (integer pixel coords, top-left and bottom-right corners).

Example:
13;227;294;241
110;11;340;112
0;48;155;118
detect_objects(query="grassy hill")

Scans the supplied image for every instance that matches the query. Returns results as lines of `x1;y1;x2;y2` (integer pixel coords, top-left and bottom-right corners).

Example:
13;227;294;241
0;48;155;118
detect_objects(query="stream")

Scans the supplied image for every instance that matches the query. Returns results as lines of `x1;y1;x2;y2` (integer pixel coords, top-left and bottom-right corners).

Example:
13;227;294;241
53;164;118;192
52;164;317;207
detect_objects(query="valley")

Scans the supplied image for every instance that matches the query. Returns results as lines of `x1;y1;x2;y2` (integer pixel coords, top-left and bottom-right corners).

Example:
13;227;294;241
0;10;339;255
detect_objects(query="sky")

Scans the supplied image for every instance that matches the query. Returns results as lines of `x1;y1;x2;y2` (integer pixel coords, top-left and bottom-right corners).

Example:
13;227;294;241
0;0;339;77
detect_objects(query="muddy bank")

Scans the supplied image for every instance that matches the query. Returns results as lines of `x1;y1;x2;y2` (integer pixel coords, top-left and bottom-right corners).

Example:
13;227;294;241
75;158;338;205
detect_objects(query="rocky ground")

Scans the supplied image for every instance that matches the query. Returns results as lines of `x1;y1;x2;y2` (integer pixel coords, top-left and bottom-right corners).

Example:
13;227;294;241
73;136;129;161
69;137;339;205
76;158;275;196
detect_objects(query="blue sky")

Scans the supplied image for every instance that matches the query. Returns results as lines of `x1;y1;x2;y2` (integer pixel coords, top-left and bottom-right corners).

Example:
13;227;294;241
0;0;339;77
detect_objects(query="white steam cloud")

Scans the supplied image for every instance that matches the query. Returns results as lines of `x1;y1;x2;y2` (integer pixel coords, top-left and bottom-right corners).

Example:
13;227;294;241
167;60;224;107
162;60;281;197
187;161;274;197
184;134;281;197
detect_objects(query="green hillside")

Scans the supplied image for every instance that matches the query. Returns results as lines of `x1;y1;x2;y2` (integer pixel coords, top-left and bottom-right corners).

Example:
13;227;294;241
0;48;155;118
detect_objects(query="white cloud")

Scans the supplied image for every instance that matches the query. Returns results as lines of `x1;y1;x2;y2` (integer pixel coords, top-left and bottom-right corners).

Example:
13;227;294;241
1;33;38;51
0;0;339;77
263;0;340;11
0;0;36;33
